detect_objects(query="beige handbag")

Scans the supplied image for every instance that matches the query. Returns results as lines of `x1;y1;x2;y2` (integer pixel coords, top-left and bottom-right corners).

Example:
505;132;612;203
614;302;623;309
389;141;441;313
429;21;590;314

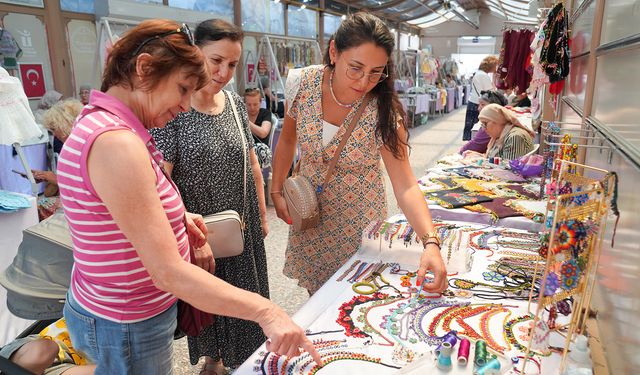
283;96;370;231
203;91;248;258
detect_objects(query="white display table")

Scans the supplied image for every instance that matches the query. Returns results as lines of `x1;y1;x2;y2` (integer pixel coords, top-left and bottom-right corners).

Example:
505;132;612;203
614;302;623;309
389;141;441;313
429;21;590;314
237;218;566;375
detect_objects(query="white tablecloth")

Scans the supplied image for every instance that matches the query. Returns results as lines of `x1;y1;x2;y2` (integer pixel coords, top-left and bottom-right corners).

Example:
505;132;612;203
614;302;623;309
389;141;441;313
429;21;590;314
0;194;38;346
237;218;565;375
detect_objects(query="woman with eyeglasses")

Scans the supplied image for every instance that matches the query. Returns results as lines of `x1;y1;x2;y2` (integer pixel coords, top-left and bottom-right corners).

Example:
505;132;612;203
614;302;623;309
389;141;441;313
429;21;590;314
270;12;447;295
150;19;276;374
57;19;320;375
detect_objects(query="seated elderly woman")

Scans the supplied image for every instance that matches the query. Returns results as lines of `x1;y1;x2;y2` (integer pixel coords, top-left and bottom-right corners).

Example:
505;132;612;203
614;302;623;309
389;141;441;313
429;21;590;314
478;103;535;160
459;90;508;154
31;99;83;220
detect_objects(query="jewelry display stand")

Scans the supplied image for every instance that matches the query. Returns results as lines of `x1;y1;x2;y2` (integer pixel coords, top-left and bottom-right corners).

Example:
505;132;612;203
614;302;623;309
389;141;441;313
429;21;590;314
524;160;614;374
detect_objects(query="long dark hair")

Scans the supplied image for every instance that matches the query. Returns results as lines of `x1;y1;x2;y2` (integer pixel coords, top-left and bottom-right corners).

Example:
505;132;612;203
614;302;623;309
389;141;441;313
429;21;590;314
194;19;244;47
323;12;408;158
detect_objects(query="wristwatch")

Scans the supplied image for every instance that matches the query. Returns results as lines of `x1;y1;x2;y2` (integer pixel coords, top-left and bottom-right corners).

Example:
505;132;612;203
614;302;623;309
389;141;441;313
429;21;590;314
421;231;441;247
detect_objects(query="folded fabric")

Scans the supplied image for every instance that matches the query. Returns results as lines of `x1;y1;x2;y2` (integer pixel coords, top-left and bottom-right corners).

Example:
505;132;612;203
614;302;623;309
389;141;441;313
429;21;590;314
486;183;540;200
445;166;481;179
429;176;459;189
427;186;494;209
465;197;524;219
505;199;546;222
453;178;496;196
482;169;527;182
0;190;31;212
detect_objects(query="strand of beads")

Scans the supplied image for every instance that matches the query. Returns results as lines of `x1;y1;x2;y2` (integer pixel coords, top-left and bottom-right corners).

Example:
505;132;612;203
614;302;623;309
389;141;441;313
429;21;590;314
336;260;361;282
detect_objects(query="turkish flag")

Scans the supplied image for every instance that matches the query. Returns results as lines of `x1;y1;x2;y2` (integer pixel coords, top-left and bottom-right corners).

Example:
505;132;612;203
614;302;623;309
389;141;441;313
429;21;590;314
19;63;46;99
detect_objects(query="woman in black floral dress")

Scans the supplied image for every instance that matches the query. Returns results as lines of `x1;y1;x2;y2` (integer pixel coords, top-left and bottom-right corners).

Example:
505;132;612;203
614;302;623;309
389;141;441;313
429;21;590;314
151;19;269;373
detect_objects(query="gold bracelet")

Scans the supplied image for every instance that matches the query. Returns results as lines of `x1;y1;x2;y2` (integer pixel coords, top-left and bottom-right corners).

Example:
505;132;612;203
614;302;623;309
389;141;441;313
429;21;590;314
270;191;283;195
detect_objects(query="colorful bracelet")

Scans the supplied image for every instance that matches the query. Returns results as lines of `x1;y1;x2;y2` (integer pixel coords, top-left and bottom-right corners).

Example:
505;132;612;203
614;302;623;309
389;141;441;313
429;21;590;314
423;240;441;250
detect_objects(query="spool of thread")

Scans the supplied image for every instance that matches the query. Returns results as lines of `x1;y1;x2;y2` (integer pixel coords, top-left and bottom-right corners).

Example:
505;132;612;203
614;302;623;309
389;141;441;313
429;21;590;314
474;357;501;375
474;340;488;367
436;341;454;371
457;338;470;365
435;331;458;355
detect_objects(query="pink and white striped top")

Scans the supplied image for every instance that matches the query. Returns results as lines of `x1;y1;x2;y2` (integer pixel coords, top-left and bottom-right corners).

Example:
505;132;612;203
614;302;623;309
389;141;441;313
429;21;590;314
58;90;190;323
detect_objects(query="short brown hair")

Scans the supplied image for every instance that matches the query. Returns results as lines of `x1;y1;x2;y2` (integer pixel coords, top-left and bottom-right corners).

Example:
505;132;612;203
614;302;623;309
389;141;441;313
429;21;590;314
243;88;262;99
101;19;209;92
479;56;499;73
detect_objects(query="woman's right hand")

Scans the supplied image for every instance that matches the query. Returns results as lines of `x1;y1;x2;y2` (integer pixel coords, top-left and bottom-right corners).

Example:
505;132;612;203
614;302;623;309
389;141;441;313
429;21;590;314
271;192;292;225
258;303;323;366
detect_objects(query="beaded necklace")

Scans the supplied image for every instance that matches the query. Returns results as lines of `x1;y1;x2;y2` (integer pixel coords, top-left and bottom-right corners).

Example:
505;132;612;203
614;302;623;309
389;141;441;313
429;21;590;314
354;296;401;346
503;315;551;356
409;300;462;345
337;292;388;339
448;277;538;300
328;69;355;108
306;351;401;374
497;250;543;259
496;239;541;251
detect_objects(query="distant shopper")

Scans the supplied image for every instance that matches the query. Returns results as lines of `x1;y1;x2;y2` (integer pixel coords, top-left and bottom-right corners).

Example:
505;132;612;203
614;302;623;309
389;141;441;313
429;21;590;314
463;56;498;140
78;84;91;105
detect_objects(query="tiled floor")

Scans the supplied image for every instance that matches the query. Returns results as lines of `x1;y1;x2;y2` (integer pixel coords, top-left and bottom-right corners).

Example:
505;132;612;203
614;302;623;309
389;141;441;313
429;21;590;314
173;107;469;374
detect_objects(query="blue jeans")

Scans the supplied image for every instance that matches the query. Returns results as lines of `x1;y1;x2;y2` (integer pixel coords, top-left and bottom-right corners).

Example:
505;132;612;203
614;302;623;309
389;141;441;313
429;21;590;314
463;102;480;141
64;292;177;375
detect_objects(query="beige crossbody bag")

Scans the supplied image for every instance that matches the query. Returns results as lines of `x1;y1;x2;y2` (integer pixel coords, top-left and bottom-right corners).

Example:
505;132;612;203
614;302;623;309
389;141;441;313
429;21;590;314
283;96;370;231
203;91;247;258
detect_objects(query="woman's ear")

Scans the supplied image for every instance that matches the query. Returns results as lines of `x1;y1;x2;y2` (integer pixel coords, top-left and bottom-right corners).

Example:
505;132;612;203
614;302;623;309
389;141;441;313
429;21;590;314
328;40;337;65
135;53;153;80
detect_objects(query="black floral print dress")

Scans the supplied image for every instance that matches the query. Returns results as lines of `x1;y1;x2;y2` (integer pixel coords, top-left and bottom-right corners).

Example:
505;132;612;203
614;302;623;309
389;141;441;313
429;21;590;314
150;91;268;367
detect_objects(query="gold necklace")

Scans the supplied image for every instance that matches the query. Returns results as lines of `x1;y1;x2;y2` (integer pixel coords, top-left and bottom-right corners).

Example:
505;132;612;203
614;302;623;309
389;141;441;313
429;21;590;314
329;69;354;108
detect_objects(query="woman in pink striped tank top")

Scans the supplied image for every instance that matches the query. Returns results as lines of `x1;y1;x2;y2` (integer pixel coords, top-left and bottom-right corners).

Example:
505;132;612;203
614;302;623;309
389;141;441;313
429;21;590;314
58;19;321;375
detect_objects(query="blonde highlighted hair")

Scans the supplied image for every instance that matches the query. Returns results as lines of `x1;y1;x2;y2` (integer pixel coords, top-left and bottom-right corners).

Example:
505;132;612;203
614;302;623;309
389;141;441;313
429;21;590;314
42;99;83;140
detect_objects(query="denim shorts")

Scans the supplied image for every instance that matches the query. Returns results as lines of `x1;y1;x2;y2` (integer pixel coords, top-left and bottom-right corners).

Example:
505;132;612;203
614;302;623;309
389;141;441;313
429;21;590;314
64;292;177;375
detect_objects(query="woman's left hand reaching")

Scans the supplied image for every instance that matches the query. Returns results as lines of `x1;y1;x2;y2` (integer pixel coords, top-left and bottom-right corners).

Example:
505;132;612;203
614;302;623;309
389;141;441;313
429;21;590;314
185;212;208;249
416;244;448;293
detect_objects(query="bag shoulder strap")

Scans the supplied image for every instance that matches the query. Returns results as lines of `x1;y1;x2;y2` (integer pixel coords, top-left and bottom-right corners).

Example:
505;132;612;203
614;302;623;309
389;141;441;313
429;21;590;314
319;96;370;192
224;90;248;225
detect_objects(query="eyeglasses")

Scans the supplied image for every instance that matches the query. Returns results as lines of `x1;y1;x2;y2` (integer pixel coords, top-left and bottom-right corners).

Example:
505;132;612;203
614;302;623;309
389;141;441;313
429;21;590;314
132;24;195;56
345;66;388;83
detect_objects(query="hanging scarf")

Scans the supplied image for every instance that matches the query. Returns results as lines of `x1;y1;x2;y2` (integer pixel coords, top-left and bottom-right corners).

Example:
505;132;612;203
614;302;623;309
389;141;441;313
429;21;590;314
539;3;570;83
